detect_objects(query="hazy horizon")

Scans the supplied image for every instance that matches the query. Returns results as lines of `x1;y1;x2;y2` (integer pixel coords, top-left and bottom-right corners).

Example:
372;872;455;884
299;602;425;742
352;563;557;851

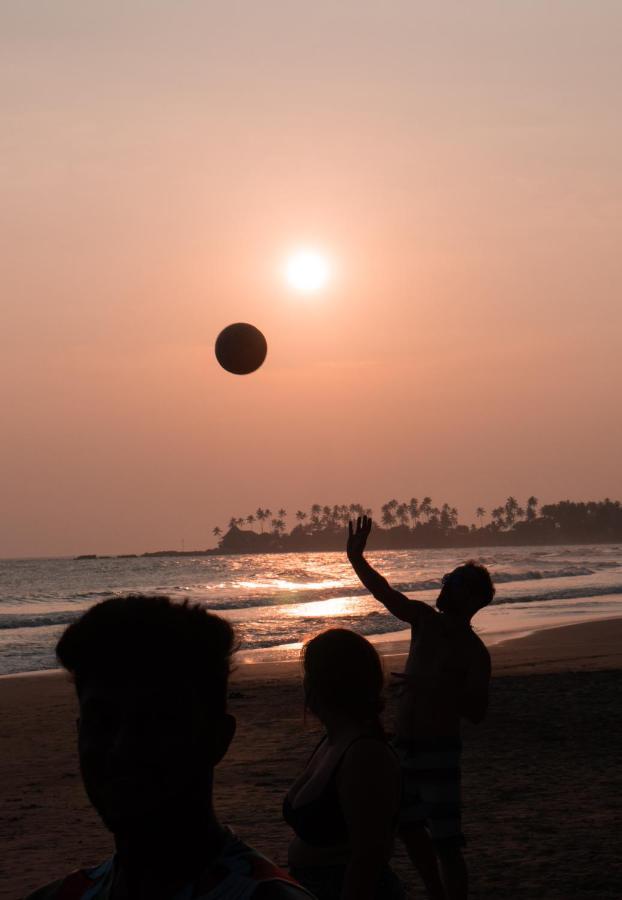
2;2;621;557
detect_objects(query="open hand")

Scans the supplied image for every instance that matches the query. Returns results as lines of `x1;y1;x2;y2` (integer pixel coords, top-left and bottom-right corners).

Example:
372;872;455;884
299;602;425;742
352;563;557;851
347;515;372;559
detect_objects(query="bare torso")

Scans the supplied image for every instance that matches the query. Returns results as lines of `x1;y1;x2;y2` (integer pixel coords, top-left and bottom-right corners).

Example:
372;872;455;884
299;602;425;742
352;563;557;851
395;611;490;740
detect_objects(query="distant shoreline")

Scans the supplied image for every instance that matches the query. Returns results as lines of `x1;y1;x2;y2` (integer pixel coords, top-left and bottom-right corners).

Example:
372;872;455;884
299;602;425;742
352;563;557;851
71;534;622;561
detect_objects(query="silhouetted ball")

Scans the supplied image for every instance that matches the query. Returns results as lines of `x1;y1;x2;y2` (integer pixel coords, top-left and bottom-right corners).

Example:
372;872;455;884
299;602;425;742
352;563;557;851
215;323;268;375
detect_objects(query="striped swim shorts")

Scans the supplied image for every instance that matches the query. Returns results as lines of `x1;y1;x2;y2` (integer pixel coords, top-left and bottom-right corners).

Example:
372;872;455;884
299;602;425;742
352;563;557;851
392;736;465;848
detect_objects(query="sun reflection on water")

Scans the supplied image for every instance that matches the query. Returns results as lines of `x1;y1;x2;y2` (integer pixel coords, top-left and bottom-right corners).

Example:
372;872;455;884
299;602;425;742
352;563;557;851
286;597;360;617
235;578;345;592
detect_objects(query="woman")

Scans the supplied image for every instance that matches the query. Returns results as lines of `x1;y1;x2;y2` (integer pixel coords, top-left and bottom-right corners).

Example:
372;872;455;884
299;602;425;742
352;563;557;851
283;629;404;900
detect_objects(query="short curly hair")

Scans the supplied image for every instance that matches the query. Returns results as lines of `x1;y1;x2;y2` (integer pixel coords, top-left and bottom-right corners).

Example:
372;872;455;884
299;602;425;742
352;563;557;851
452;561;496;610
56;594;235;715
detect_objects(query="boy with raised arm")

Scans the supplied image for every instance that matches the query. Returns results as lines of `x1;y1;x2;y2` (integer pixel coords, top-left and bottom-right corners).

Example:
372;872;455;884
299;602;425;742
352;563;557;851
347;516;494;900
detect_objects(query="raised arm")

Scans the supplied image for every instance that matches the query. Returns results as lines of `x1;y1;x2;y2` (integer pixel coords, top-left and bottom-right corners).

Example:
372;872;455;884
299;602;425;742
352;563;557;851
347;517;434;625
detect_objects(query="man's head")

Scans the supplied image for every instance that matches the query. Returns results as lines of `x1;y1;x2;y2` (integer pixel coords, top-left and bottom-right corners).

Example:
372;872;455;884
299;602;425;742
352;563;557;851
436;561;495;619
56;594;236;835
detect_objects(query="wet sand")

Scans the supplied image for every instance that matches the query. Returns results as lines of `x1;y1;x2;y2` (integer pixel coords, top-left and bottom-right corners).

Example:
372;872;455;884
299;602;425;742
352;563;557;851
1;618;621;899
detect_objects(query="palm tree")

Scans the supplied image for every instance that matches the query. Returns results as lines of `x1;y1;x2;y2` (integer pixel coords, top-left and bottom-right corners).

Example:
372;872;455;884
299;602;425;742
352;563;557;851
396;503;409;526
526;496;538;522
278;508;287;520
408;498;419;528
504;496;520;528
272;518;285;535
381;505;396;528
246;514;255;529
476;507;486;524
228;517;238;530
420;497;433;522
295;510;307;524
491;506;505;529
450;506;459;528
212;526;222;537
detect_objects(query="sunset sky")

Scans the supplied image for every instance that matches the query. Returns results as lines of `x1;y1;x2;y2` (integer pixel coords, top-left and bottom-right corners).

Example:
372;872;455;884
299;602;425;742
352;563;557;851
2;2;621;557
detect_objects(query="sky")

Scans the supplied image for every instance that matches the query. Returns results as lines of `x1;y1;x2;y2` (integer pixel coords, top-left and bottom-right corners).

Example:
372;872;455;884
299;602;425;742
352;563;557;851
2;1;622;557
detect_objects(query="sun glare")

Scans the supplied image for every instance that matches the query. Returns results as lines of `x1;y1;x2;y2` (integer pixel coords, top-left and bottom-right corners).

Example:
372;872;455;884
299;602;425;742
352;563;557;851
284;248;331;293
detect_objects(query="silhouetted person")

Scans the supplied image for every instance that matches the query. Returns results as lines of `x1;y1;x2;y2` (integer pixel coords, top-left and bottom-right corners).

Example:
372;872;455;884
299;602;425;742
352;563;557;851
283;629;404;900
25;594;315;899
347;518;494;900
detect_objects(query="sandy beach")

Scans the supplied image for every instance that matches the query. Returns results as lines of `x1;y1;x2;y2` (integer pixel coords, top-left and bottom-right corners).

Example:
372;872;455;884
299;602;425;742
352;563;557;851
1;618;621;899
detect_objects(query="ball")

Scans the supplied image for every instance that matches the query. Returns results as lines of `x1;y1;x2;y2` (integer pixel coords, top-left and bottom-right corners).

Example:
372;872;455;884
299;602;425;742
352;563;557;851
214;323;268;375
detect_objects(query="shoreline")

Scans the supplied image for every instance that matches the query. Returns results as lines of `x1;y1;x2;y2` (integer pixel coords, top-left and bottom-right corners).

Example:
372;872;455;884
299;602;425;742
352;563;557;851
69;534;622;559
1;536;617;562
3;616;621;685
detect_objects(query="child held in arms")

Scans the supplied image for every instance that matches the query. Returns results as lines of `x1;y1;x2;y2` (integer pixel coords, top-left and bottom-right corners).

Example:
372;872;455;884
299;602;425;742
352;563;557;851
347;517;494;900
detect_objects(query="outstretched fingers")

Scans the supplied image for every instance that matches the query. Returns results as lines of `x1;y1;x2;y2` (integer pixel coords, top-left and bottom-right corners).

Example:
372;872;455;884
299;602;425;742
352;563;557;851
348;516;372;537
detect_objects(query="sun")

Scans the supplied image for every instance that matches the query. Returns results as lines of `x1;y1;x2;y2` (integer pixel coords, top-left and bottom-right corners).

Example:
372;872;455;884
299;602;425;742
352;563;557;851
284;248;331;293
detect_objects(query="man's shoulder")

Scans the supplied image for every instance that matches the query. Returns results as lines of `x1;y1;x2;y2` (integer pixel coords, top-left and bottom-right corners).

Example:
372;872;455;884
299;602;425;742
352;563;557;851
413;606;441;631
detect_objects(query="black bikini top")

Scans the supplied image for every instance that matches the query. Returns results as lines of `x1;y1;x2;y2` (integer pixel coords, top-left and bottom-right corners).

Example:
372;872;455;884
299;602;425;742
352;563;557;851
282;735;387;848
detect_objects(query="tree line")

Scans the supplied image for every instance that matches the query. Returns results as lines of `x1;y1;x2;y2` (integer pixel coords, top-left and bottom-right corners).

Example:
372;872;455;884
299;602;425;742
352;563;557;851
210;497;622;552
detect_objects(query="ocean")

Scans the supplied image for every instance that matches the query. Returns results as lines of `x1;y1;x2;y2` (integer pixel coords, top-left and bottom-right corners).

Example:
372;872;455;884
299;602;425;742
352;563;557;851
1;544;622;676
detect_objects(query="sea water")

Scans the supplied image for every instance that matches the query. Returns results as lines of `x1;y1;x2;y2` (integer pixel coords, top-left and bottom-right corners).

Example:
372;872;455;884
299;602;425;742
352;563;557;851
1;544;622;676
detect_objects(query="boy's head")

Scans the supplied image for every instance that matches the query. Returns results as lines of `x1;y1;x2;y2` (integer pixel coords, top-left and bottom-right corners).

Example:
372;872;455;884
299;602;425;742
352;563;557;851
56;594;236;834
436;561;495;619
